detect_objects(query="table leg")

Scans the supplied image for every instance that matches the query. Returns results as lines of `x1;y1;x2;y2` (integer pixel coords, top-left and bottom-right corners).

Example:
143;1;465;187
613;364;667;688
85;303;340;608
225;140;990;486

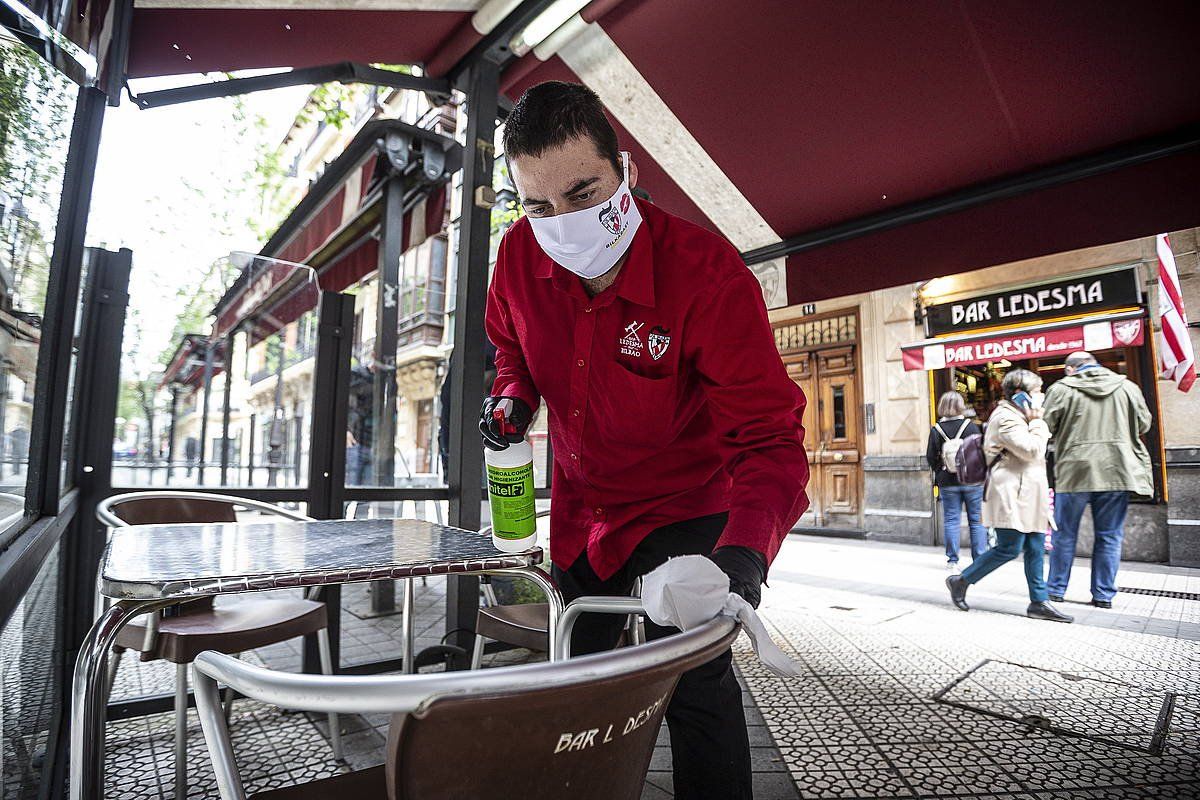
401;578;414;674
70;600;170;800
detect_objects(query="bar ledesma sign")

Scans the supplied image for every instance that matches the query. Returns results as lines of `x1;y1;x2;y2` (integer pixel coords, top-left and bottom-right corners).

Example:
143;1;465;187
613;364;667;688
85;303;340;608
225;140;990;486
902;316;1145;371
925;268;1140;335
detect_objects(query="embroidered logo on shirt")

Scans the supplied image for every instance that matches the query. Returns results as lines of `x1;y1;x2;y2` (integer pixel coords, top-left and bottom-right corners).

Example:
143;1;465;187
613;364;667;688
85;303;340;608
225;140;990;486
620;321;645;357
648;326;671;361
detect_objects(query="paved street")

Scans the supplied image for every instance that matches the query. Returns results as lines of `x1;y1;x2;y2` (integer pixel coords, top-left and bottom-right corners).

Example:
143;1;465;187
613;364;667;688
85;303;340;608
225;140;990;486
730;536;1199;799
106;534;1199;798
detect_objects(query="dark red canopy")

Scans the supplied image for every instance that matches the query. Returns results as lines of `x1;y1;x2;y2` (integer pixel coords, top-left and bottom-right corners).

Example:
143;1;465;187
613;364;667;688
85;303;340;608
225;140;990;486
126;0;1200;304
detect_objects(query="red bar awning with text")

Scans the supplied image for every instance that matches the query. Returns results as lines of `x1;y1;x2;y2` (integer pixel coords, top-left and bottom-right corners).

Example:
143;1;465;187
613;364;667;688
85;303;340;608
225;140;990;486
901;312;1147;372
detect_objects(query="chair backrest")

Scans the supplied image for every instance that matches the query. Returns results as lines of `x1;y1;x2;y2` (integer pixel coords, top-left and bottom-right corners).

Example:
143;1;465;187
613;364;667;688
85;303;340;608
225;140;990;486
191;614;737;800
384;623;730;800
97;491;312;527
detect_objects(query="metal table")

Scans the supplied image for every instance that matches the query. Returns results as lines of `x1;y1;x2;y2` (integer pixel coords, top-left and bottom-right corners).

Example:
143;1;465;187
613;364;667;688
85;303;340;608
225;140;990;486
70;517;561;800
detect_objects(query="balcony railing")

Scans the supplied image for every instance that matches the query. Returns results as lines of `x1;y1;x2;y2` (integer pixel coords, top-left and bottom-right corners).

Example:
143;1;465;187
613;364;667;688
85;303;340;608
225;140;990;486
249;340;316;385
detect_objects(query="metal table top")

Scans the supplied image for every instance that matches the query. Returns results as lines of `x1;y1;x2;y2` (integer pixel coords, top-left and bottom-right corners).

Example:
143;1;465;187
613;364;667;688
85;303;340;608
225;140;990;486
100;517;541;601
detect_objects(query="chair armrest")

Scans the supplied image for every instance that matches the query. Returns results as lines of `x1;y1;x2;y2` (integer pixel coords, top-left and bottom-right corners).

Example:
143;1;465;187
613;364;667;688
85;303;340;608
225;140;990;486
556;597;647;662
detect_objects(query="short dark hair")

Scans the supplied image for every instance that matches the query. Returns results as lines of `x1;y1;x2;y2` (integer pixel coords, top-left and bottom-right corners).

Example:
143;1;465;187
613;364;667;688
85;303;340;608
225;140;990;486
503;81;621;176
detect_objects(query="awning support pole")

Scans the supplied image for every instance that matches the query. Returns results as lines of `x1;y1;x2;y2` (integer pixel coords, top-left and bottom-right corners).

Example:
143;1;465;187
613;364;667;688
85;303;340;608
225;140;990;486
197;341;215;486
219;332;234;486
445;57;500;669
166;386;179;482
369;175;405;614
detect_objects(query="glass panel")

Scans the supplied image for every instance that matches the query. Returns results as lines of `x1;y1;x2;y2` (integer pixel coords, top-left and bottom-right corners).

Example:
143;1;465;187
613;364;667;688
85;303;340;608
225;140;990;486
0;36;78;503
0;541;62;798
832;384;846;440
349;237;450;489
111;254;318;488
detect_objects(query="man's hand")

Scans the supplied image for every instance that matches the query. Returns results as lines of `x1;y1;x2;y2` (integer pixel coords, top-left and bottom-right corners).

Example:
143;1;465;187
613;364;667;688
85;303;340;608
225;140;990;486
479;396;533;450
708;546;767;609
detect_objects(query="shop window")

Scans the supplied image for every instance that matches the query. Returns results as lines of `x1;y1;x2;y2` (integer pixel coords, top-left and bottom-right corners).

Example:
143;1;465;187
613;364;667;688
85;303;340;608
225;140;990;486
0;38;78;516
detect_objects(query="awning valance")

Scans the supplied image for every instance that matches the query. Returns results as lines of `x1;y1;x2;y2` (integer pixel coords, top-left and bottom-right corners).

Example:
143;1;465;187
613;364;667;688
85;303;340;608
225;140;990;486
900;311;1147;372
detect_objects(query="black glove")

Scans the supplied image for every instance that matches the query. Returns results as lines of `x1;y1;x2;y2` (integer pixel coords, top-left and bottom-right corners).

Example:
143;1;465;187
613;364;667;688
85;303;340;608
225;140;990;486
479;396;533;451
708;546;767;609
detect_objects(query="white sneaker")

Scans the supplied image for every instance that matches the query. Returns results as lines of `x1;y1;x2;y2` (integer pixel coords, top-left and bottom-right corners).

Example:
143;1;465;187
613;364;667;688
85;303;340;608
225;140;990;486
945;561;960;572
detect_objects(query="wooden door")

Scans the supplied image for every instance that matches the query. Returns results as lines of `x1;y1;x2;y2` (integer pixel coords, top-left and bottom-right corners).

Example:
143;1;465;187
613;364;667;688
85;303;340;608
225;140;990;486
783;345;862;527
785;353;819;523
814;347;861;526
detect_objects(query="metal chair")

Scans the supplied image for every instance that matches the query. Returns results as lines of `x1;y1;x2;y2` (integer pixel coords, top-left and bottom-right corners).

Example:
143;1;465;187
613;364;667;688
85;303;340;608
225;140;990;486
192;598;738;799
472;511;642;669
96;491;343;800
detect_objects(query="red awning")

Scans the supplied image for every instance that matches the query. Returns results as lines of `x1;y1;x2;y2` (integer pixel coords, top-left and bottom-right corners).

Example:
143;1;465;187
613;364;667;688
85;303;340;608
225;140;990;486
900;311;1147;372
210;121;450;342
126;1;1200;305
160;333;220;388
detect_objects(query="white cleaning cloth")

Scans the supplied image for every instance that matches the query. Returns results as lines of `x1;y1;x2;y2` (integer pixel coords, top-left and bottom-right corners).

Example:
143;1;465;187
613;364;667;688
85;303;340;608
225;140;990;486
640;555;802;678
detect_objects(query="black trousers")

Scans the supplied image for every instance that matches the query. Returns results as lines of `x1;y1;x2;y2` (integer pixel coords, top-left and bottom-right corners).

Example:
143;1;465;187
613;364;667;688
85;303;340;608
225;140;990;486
552;512;753;800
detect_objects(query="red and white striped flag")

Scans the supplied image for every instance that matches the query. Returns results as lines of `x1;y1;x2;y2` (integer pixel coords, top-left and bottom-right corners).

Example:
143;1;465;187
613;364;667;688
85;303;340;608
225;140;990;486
1156;233;1195;393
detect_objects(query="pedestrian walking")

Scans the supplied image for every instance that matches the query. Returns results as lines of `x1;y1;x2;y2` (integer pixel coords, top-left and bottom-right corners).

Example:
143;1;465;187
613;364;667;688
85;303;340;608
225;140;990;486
945;369;1073;623
926;391;987;570
1042;351;1152;609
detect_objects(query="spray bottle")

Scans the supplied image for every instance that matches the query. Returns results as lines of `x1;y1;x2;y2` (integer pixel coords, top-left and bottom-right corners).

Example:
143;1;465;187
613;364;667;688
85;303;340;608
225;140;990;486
484;405;536;552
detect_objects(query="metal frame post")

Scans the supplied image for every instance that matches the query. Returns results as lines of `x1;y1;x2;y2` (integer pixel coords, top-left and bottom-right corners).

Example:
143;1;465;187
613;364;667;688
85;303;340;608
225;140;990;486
66;248;132;620
304;291;355;672
59;249;131;797
445;58;500;668
220;332;234;486
369;176;405;613
246;413;256;486
166;386;180;482
24;87;107;518
197;343;214;486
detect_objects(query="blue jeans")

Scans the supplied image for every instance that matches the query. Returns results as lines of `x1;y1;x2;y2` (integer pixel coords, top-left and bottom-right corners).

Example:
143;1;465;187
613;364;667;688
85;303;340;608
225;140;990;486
346;444;372;486
940;485;988;563
960;528;1048;603
1048;491;1129;602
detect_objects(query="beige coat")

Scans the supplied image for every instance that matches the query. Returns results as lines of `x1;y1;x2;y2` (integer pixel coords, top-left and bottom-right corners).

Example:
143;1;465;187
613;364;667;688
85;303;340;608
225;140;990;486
982;400;1051;534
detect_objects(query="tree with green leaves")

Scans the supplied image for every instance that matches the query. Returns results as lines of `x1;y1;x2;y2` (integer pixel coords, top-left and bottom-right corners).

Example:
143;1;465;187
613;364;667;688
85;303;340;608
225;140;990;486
0;37;74;314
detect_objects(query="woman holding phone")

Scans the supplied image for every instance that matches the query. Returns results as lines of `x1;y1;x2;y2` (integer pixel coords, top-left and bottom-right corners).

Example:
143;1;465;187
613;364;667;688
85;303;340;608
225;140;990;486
945;369;1073;623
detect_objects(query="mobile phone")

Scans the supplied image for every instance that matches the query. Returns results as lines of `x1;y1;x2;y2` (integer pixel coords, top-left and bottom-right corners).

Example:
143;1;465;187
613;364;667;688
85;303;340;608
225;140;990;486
1011;390;1032;410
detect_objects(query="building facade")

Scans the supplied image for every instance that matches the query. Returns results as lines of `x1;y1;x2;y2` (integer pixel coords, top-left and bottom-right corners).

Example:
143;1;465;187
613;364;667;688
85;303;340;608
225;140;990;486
768;228;1200;566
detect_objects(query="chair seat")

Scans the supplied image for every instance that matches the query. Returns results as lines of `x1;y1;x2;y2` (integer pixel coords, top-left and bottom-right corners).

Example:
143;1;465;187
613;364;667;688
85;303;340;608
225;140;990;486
251;766;385;798
116;597;327;664
475;602;549;652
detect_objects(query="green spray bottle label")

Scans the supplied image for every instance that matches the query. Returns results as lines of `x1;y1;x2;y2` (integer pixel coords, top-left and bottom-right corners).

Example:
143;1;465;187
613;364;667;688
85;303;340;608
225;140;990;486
487;460;536;539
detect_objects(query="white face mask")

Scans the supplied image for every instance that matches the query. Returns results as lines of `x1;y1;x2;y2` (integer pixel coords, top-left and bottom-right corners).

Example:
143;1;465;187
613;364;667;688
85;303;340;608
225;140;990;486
526;151;642;279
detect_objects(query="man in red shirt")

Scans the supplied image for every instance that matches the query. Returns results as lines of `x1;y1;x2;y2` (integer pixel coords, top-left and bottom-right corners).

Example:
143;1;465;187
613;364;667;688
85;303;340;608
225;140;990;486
480;81;808;798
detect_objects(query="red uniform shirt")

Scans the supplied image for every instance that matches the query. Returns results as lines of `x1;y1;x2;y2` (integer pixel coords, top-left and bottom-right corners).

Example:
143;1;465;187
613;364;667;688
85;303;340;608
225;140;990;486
486;198;809;580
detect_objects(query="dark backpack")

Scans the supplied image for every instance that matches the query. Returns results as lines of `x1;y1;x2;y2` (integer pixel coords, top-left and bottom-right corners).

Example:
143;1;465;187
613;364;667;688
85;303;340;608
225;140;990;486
955;433;989;485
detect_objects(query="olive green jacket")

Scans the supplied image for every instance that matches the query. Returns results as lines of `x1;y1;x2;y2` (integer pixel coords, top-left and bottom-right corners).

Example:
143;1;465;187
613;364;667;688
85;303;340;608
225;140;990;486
1042;367;1153;496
